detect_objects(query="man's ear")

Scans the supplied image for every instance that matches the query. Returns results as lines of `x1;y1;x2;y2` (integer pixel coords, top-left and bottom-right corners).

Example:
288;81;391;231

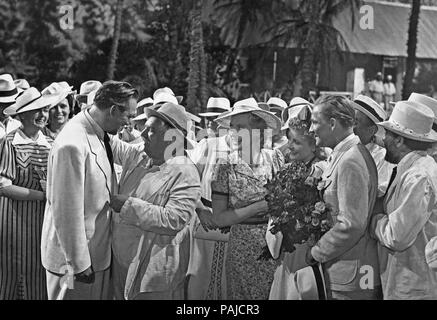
329;118;337;131
109;105;118;118
395;135;404;148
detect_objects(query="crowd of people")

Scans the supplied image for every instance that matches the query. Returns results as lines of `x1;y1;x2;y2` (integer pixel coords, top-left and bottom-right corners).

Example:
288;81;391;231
0;72;437;300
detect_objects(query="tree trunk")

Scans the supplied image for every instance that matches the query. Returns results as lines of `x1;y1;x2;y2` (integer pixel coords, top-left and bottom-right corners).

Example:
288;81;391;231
187;0;207;115
106;0;124;81
402;0;421;100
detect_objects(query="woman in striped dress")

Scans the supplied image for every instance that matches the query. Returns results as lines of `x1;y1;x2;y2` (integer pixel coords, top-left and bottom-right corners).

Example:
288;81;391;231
0;88;56;300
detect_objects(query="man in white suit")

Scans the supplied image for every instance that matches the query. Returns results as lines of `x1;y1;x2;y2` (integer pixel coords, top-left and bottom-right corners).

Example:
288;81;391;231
41;81;138;300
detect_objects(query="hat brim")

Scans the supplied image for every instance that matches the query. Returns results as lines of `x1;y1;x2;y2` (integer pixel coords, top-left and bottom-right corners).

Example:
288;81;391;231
378;122;437;143
145;108;187;134
48;91;71;108
0;93;19;104
215;109;281;132
132;113;148;121
352;103;382;125
198;112;222;118
4;95;58;116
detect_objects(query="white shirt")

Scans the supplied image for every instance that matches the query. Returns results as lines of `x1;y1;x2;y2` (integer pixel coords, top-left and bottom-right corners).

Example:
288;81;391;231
366;142;396;197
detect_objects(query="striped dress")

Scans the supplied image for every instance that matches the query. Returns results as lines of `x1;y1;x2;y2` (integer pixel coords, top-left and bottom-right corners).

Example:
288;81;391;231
0;129;53;300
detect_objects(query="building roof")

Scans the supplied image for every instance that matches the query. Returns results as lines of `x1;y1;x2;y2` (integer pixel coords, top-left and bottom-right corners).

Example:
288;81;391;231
334;0;437;59
204;0;437;59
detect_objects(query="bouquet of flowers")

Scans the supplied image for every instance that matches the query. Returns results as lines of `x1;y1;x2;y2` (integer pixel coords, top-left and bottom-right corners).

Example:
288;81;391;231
260;161;333;260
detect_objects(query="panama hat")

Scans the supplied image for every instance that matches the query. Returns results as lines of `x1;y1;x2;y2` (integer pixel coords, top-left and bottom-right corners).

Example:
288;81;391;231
408;93;437;127
0;74;19;104
377;101;437;143
137;97;154;109
14;79;30;93
353;95;387;124
42;81;74;107
145;102;189;135
215;98;281;131
76;80;102;106
153;87;182;105
283;97;313;123
199;97;231;118
267;97;288;112
4;87;57;116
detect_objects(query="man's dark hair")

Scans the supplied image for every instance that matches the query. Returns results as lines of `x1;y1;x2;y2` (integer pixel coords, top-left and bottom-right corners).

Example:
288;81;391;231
315;95;356;128
94;81;139;111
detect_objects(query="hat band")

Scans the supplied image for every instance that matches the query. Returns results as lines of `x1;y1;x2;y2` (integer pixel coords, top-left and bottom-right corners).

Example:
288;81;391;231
0;87;18;98
16;93;43;113
354;100;384;122
204;107;228;114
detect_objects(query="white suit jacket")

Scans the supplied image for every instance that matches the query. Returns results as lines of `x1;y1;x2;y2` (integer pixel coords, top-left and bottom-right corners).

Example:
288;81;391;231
41;111;114;274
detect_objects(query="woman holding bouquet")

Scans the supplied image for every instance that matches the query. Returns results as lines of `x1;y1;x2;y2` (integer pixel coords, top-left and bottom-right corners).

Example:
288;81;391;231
0;88;56;300
201;98;284;300
267;106;328;300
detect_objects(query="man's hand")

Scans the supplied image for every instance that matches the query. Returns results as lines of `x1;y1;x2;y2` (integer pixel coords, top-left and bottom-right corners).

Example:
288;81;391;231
75;266;95;284
110;194;130;213
196;207;218;231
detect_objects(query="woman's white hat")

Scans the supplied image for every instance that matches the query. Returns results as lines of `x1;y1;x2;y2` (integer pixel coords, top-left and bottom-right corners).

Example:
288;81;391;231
42;81;74;107
281;105;312;131
4;87;57;116
377;101;437;142
267;97;288;112
282;97;313;123
14;79;31;93
199;97;231;118
215;98;281;131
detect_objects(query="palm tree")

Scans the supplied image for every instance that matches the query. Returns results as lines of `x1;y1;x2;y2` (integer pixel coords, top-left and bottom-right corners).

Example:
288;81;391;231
402;0;422;100
187;0;208;115
107;0;124;80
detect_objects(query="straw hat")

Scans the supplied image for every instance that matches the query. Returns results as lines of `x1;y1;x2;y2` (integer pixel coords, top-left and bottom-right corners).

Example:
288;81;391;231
77;80;102;106
42;81;74;107
153;88;179;105
377;101;437;142
283;97;313;123
353;95;387;124
14;79;30;93
199;97;231;118
408;93;437;126
281;105;312;131
267;97;288;112
215;98;281;131
0;74;19;104
4;87;57;116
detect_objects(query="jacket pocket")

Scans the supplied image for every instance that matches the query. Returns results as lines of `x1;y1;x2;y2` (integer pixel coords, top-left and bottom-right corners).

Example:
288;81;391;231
329;260;359;285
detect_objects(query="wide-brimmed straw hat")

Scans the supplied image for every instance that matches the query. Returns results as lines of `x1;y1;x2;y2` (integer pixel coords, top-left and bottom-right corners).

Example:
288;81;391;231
377;101;437;143
282;97;313;123
42;81;74;107
215;98;281;131
4;87;57;116
0;74;19;104
153;87;182;105
199;97;231;118
77;80;102;106
408;93;437;127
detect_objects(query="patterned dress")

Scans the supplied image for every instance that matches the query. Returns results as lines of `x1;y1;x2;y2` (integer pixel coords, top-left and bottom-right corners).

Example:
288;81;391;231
0;129;53;300
211;148;284;300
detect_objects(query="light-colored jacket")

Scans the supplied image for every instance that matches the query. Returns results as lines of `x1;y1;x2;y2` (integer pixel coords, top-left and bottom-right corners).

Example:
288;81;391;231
41;111;114;274
372;151;437;299
111;138;201;299
311;134;380;293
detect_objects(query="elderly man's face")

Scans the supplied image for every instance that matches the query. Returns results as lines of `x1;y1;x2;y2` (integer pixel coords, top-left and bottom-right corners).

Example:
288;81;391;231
142;116;170;160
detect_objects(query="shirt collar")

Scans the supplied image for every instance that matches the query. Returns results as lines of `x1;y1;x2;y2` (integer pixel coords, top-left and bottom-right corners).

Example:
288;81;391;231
397;150;428;175
12;128;51;148
333;133;358;154
84;109;105;141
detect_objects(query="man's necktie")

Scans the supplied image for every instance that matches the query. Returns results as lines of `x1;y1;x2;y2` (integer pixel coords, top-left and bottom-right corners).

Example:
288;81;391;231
103;132;115;173
385;167;398;197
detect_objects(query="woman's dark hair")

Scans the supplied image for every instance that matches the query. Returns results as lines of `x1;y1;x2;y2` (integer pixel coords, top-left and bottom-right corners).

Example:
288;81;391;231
94;81;139;111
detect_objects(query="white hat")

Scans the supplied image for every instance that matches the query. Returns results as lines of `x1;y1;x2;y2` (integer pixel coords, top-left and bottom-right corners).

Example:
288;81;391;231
377;101;437;143
4;87;57;116
42;81;73;107
267;97;287;111
282;97;313;123
281;105;312;131
408;93;437;124
14;79;30;93
215;98;281;131
137;97;154;109
353;95;387;124
154;87;183;104
153;88;178;105
0;74;19;104
77;80;102;106
199;97;231;118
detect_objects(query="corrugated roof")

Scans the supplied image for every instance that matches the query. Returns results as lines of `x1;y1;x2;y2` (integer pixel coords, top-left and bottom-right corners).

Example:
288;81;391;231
204;0;437;59
334;0;437;59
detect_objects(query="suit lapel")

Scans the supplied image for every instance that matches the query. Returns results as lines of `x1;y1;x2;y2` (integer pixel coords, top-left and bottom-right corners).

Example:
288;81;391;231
325;136;360;178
